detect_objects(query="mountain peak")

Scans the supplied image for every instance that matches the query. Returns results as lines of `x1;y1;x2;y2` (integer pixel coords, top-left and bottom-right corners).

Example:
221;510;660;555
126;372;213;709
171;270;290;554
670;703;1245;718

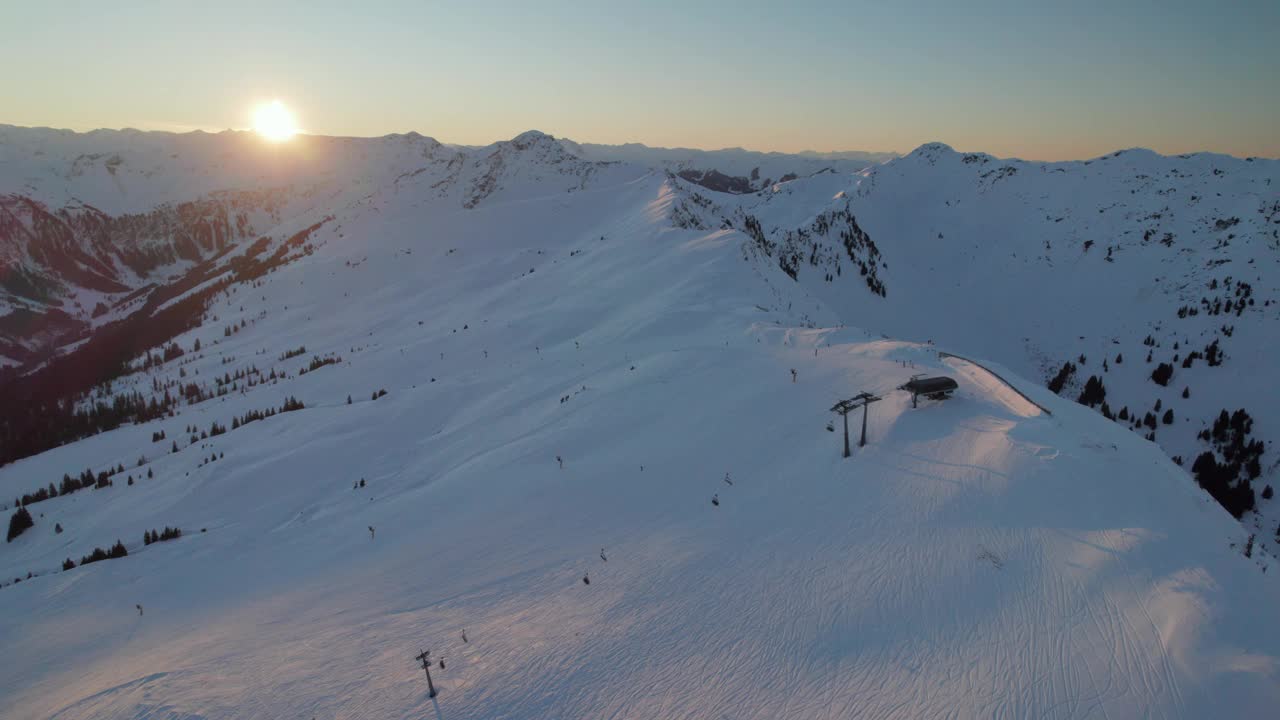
905;142;957;159
509;129;557;149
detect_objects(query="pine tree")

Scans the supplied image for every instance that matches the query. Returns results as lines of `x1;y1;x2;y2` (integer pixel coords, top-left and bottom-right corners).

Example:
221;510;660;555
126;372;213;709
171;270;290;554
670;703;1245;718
62;558;75;571
1150;362;1173;386
82;547;109;565
7;506;35;542
1076;376;1106;407
1047;361;1076;394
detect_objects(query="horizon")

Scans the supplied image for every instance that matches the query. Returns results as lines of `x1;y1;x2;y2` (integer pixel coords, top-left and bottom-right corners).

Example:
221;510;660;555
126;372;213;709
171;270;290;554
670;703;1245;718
3;1;1277;161
5;122;1277;164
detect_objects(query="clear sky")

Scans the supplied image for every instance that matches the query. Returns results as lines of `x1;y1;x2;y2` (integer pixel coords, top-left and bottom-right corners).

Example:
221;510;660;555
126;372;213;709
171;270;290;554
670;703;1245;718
3;0;1277;160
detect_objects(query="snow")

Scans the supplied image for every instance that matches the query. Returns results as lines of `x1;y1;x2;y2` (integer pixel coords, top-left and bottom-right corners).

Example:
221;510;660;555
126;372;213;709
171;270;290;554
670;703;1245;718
558;138;895;189
0;125;445;215
0;130;1278;718
674;141;1280;542
940;353;1046;418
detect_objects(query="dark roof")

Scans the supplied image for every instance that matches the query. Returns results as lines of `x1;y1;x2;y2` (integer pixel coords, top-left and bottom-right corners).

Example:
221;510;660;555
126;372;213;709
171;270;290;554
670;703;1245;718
900;376;958;394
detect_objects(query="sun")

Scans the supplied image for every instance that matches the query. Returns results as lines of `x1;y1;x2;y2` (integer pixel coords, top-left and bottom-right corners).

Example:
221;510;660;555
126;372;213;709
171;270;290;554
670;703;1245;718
252;100;298;142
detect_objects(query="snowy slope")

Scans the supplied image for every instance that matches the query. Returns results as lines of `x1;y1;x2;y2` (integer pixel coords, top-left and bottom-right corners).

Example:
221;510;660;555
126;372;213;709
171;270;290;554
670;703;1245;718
0;127;635;362
674;143;1280;539
1;134;1278;718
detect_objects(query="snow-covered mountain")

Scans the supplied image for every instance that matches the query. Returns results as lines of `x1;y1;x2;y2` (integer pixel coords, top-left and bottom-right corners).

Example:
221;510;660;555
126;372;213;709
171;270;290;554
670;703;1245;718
672;142;1280;532
1;127;1278;719
0;126;638;363
558;137;895;193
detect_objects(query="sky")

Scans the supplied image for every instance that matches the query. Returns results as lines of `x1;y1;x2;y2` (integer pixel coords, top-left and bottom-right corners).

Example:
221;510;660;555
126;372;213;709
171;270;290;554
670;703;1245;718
2;0;1277;160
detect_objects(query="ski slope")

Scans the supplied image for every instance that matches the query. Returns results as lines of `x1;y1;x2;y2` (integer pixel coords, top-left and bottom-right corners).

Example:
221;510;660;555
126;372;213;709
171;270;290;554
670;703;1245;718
0;136;1278;719
672;142;1280;540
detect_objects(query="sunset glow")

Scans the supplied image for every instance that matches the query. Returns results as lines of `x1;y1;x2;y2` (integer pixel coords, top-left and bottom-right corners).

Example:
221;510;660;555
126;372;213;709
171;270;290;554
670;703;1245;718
252;100;298;142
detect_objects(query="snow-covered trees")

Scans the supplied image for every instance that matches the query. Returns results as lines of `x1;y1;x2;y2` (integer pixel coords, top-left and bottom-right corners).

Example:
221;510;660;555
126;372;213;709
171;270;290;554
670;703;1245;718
1189;409;1264;518
1150;362;1174;386
1077;376;1106;407
1190;451;1254;517
144;527;182;545
80;540;128;566
7;506;34;542
1047;361;1076;394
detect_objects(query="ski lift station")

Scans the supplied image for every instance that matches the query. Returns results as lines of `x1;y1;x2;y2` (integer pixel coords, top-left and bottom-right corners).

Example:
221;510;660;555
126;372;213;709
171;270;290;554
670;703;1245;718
899;375;958;407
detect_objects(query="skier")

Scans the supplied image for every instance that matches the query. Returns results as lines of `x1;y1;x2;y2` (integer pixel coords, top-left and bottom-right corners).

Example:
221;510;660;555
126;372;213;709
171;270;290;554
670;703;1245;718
723;472;733;486
136;604;143;616
790;368;797;383
711;494;720;507
582;572;590;585
557;455;563;469
368;526;376;539
600;548;608;562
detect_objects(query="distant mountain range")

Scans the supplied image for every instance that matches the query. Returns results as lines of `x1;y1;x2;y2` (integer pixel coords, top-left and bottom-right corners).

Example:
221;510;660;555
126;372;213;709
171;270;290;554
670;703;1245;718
558;137;897;191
